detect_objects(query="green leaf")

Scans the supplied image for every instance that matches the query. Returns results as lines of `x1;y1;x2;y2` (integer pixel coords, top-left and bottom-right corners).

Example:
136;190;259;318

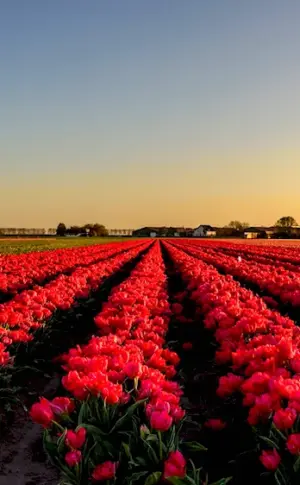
294;456;300;473
80;424;107;437
57;460;77;481
141;438;159;464
134;456;147;466
184;441;208;452
129;471;149;482
209;478;232;485
274;471;283;485
83;442;97;466
78;401;88;425
57;430;67;454
271;426;287;442
258;435;280;450
122;442;132;459
109;399;147;434
144;471;162;485
167;426;176;451
146;434;159;442
167;478;187;485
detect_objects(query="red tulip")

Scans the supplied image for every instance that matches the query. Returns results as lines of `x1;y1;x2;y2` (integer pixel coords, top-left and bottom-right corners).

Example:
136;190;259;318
65;450;82;467
65;427;86;449
163;450;186;480
123;361;143;379
92;461;118;481
182;342;193;350
30;397;54;428
259;449;281;471
150;410;173;432
287;434;300;455
273;408;296;430
50;397;75;416
204;418;226;431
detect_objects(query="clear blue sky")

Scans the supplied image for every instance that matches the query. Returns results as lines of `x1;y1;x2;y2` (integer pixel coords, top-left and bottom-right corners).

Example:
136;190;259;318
1;1;300;229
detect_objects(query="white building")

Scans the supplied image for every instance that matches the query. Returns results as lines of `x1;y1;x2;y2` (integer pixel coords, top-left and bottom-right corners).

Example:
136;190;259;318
193;225;217;237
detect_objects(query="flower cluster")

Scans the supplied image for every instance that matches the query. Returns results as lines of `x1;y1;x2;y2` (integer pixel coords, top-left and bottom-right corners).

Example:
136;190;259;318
184;239;300;267
0;241;148;366
58;242;184;428
164;241;300;477
177;240;300;308
0;241;133;295
31;242;190;484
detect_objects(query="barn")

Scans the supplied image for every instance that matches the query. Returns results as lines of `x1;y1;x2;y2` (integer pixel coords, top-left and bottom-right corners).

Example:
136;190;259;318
193;225;217;237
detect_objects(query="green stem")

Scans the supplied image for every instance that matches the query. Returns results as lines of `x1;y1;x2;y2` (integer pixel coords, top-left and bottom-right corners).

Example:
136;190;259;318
52;420;65;432
158;431;163;461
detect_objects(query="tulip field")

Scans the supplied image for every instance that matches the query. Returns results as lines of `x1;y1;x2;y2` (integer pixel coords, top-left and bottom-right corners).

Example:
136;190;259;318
1;240;300;485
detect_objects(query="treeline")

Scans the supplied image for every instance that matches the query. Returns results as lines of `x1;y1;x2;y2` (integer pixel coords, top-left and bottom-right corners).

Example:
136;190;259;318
56;223;108;237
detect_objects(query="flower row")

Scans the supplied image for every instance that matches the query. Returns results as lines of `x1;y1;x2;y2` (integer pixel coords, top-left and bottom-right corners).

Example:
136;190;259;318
209;242;300;272
195;241;300;274
190;239;300;265
31;242;197;485
164;241;300;480
176;240;300;308
0;241;134;296
0;241;149;366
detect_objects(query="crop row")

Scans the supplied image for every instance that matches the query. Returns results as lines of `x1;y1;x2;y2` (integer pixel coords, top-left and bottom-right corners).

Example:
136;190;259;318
30;242;204;485
164;241;300;483
175;240;300;309
0;241;149;366
198;243;300;274
0;241;136;296
209;244;300;272
193;240;300;266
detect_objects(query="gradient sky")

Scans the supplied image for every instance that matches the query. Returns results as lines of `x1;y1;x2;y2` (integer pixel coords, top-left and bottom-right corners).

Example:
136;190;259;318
1;1;300;229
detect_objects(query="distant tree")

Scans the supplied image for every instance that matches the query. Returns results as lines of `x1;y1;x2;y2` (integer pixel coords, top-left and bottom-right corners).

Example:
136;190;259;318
67;225;82;236
92;224;108;237
275;216;298;227
56;223;67;236
82;224;94;235
227;221;249;231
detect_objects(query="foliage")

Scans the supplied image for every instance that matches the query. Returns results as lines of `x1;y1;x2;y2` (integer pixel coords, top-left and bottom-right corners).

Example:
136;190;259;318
56;223;109;237
57;223;67;236
227;221;249;231
275;216;298;228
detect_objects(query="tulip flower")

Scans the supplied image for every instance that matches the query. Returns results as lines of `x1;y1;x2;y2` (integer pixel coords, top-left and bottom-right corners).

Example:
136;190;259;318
163;451;186;480
30;397;54;428
65;450;82;467
92;461;118;481
259;449;281;471
150;410;173;432
65;427;86;449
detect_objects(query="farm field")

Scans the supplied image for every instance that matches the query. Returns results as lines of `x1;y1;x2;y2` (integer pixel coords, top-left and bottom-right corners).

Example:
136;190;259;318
0;237;129;255
1;239;300;485
215;238;300;246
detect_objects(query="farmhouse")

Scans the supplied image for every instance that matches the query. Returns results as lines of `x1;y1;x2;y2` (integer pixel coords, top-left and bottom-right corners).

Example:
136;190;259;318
132;226;193;237
132;227;161;237
243;227;274;239
193;225;217;237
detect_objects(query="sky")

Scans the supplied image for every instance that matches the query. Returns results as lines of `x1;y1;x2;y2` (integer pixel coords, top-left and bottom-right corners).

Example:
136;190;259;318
0;1;300;229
